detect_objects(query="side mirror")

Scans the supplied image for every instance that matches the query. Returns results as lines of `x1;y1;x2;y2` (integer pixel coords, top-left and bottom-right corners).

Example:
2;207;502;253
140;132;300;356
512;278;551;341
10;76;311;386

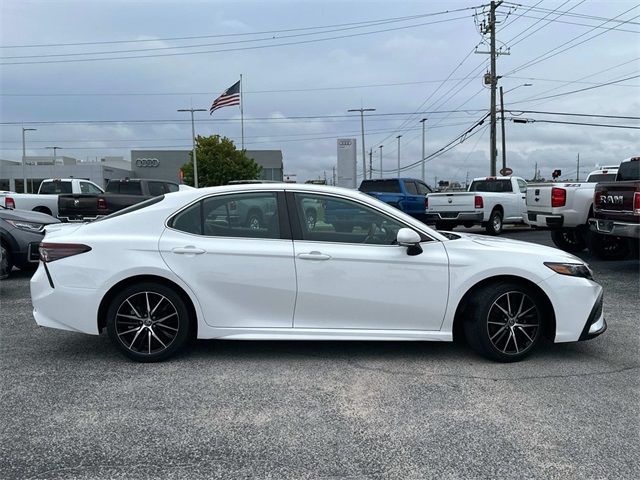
396;228;423;256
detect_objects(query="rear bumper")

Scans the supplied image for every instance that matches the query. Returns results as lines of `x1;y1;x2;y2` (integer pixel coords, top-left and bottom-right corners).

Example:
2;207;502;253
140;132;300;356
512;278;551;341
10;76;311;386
526;212;564;228
589;218;640;239
424;212;483;223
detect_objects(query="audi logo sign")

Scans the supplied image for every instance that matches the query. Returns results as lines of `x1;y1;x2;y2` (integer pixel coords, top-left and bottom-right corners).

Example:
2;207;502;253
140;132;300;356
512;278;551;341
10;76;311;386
135;158;160;167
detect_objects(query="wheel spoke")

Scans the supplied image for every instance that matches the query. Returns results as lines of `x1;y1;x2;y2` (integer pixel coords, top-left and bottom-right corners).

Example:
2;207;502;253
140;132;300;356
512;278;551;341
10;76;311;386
150;329;167;348
518;326;534;343
148;330;152;354
512;328;520;353
515;294;525;318
155;323;178;332
154;312;177;324
145;292;151;317
503;330;513;352
488;320;508;325
494;303;510;317
506;293;512;316
514;322;538;328
117;313;141;321
150;296;166;317
118;326;141;336
126;299;142;318
129;328;144;348
517;305;536;319
490;325;507;341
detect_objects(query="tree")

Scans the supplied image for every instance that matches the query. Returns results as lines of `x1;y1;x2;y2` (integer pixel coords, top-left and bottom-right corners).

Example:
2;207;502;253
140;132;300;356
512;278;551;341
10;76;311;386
181;135;261;187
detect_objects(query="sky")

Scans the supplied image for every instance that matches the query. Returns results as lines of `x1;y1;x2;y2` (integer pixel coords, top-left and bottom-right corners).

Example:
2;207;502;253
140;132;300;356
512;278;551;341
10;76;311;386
0;0;638;185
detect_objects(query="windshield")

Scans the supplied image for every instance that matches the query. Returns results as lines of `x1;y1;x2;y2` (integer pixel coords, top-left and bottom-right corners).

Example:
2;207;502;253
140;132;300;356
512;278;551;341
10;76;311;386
469;179;513;192
586;173;617;182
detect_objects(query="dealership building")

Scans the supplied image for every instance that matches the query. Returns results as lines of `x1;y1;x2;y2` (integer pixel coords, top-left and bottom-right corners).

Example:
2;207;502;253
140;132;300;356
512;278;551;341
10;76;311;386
0;149;284;192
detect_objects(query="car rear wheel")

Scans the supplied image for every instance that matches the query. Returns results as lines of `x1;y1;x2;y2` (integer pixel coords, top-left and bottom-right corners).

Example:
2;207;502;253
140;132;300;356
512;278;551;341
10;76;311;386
464;282;543;362
586;231;630;260
551;228;587;253
106;282;191;362
0;242;11;279
485;209;503;235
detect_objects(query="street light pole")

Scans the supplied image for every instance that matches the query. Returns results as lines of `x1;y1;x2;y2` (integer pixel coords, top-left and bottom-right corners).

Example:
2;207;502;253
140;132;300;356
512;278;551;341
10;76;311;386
45;146;62;162
177;108;207;188
378;145;383;179
21;127;36;193
396;135;402;178
348;107;375;181
420;118;427;182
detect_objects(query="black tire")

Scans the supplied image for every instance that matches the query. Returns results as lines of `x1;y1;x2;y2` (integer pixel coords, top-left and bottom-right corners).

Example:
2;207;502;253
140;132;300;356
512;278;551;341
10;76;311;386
246;210;263;230
485;209;503;235
435;221;456;231
550;228;587;253
586;231;630;261
16;263;38;272
464;282;543;362
33;206;53;216
0;241;11;279
463;222;474;229
106;282;192;362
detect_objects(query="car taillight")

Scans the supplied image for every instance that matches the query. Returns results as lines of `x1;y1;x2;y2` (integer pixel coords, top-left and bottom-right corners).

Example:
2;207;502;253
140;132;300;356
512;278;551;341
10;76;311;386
5;197;15;209
97;198;107;210
39;243;91;263
474;195;484;209
551;187;566;208
594;191;602;210
634;192;640;215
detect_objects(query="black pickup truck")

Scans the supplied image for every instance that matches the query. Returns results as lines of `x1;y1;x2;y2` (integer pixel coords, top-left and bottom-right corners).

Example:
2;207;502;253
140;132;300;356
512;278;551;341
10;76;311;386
587;157;639;260
58;179;179;222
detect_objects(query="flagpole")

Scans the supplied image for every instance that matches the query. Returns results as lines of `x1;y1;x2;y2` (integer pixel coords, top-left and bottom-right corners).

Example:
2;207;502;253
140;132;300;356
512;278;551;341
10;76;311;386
240;74;244;150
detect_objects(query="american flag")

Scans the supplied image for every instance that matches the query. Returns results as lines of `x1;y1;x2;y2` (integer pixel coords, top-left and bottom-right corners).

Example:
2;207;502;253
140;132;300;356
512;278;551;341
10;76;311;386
209;80;240;114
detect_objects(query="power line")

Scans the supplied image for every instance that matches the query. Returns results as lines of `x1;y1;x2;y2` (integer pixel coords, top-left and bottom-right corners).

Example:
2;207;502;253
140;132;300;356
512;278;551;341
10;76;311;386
510;110;640;120
508;117;640;129
0;8;481;49
0;15;473;65
504;2;640;26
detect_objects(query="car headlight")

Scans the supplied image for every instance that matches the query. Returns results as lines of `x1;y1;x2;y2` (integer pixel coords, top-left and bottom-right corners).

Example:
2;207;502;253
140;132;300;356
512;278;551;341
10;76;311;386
5;219;45;233
544;262;593;280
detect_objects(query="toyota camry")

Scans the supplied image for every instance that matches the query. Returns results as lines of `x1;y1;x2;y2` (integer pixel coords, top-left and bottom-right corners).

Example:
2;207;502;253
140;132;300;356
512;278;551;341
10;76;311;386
31;183;606;362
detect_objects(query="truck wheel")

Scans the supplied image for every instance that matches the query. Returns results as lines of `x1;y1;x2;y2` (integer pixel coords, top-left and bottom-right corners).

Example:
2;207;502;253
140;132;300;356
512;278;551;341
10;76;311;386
586;231;630;260
435;221;456;231
550;228;587;253
463;222;474;228
33;206;53;216
485;209;503;235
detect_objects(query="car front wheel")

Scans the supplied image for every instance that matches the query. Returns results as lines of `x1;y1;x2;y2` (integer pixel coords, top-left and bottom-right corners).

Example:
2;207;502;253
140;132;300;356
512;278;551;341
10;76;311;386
464;282;543;362
106;282;191;362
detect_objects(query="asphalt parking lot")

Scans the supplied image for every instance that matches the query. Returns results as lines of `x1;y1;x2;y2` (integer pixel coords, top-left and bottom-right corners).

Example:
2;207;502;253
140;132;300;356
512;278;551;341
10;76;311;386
1;228;638;480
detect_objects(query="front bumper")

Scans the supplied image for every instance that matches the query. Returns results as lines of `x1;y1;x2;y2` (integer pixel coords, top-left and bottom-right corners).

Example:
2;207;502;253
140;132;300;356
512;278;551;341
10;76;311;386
578;291;606;340
589;218;640;239
424;211;483;222
526;211;564;228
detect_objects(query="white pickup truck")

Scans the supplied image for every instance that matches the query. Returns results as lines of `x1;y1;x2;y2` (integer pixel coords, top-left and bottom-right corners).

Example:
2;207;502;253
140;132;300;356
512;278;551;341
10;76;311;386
425;176;528;235
0;178;104;218
525;166;619;252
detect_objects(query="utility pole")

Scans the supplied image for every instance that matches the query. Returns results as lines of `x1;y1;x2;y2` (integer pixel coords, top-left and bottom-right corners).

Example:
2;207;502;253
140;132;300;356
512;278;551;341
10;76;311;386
45;146;62;162
332;166;336;186
21;127;36;193
368;148;373;179
177;107;207;188
500;86;506;173
534;161;538;181
378;145;383;179
348;107;375;180
576;153;580;181
476;1;507;176
396;135;402;178
420;118;427;182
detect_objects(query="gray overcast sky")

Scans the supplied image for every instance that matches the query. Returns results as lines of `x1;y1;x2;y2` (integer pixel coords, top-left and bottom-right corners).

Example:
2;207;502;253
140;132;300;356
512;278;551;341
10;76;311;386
1;0;638;183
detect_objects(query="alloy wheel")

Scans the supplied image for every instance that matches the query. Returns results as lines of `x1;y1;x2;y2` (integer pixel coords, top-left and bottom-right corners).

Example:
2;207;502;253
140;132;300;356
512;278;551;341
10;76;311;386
486;291;540;356
114;291;180;355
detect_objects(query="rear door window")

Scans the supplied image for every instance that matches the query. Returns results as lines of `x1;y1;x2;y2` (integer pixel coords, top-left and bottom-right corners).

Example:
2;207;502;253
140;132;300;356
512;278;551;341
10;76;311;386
359;180;401;193
39;181;72;194
469;179;513;193
404;181;418;195
616;159;640;181
148;181;166;196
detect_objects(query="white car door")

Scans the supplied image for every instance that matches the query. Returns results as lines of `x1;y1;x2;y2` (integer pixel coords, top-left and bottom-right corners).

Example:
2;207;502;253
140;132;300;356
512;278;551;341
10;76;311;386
288;191;449;331
159;191;297;328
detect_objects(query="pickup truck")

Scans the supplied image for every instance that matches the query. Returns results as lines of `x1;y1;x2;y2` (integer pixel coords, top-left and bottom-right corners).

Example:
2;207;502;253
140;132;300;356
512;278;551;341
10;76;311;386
587;157;639;260
525;166;619;252
425;176;528;235
358;178;433;221
0;178;104;217
58;178;179;222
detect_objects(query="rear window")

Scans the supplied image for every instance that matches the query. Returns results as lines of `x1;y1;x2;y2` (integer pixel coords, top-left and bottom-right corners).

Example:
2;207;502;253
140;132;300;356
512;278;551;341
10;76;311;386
106;181;142;195
39;181;72;194
469;179;513;193
586;173;617;183
616;159;640;181
94;196;165;222
359;180;401;193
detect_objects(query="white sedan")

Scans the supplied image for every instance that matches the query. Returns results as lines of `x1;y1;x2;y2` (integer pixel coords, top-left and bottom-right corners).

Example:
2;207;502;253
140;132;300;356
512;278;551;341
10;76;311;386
31;183;606;363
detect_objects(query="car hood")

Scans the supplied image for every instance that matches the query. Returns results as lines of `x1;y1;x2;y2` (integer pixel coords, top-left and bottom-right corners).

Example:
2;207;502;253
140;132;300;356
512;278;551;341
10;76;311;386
452;232;584;263
0;208;60;224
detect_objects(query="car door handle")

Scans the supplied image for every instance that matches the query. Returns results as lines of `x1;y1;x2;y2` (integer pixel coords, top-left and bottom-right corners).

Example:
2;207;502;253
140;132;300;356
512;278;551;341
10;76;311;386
172;246;206;255
297;251;331;261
